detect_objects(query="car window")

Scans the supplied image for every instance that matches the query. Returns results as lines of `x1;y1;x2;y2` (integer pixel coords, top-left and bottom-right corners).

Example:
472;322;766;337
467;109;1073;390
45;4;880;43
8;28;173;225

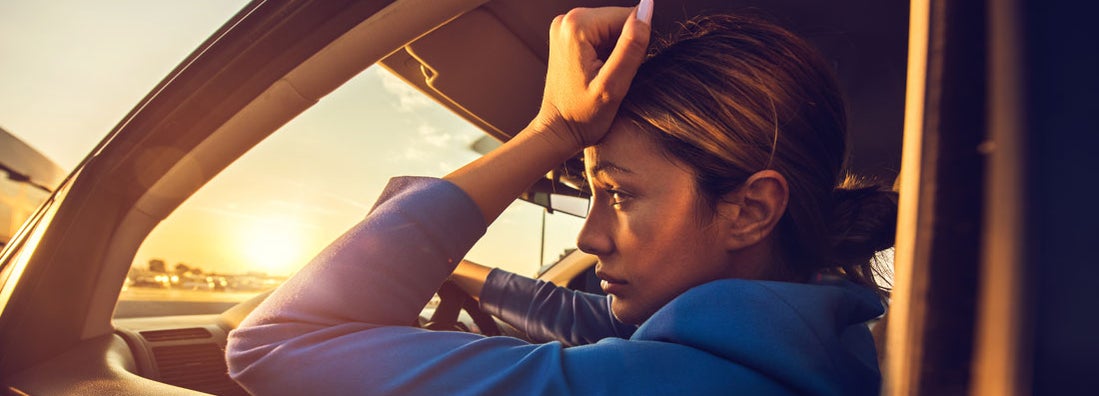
0;177;51;248
115;66;584;318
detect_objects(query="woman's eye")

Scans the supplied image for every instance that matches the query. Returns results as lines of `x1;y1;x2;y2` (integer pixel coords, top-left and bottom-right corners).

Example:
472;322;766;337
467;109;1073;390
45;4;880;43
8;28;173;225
607;190;629;206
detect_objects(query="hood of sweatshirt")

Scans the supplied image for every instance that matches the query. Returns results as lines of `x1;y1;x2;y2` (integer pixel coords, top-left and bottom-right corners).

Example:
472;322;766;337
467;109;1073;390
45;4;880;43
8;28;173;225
631;278;884;395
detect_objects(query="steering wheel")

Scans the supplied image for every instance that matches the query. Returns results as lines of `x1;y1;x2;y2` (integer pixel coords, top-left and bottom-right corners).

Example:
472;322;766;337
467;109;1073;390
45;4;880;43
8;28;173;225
421;280;501;336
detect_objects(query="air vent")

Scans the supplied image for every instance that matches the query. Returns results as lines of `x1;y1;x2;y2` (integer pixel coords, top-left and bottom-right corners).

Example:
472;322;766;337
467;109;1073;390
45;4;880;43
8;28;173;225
140;327;212;342
152;344;247;396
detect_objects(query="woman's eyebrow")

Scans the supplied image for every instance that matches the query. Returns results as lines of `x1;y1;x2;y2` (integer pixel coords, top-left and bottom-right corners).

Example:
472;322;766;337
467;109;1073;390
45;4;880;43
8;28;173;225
589;161;635;177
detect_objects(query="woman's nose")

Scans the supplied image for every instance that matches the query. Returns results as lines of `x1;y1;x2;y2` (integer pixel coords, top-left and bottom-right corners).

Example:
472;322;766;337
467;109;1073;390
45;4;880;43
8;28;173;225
576;204;614;256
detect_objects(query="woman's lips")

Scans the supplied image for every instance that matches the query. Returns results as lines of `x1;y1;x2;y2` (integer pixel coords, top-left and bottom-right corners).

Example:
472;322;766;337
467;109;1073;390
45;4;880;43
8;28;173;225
597;272;628;295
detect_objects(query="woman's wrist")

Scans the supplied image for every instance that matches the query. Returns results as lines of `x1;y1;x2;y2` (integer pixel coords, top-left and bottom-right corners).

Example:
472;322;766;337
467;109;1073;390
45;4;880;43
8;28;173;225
443;124;578;225
450;260;493;301
525;112;588;158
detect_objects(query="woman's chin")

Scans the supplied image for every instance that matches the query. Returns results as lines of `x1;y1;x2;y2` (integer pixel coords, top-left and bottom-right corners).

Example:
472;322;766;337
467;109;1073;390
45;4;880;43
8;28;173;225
610;300;654;326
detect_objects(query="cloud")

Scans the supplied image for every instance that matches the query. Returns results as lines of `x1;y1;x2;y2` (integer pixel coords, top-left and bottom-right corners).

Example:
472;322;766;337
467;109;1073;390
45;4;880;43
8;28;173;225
401;146;428;161
418;123;454;148
269;199;341;218
375;68;432;112
187;204;322;231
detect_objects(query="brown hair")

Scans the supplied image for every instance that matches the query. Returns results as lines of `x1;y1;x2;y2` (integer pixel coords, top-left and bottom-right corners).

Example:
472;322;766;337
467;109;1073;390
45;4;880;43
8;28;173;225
618;14;897;295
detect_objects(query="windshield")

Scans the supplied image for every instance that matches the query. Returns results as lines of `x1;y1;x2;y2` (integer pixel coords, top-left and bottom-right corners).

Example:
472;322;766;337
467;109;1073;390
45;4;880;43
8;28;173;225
116;67;584;318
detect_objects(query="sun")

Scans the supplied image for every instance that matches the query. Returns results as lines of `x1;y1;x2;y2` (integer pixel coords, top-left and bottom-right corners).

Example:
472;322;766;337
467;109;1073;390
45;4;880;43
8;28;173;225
241;220;306;276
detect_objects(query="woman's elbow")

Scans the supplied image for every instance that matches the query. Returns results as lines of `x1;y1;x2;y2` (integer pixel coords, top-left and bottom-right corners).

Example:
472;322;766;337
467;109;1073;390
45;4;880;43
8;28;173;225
225;323;309;394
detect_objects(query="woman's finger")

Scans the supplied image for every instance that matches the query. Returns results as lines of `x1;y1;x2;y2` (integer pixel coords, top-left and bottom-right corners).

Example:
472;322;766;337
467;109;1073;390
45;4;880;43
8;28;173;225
593;0;652;100
533;1;654;149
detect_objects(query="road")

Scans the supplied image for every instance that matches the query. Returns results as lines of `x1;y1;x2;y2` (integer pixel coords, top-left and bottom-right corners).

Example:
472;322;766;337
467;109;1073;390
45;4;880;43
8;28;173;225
115;287;267;318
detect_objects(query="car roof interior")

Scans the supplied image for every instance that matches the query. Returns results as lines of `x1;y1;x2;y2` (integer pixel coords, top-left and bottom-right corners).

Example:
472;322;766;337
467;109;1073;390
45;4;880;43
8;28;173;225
383;0;908;181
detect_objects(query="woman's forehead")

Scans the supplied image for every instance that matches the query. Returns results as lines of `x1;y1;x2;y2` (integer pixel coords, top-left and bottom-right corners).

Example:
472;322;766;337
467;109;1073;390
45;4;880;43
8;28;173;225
584;125;676;178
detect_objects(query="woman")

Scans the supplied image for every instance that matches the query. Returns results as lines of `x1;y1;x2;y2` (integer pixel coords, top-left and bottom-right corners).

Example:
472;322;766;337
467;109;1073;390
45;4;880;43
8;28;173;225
227;1;896;394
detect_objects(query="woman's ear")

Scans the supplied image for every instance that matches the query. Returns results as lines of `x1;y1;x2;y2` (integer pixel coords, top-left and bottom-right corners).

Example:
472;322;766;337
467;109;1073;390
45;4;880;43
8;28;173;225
715;170;789;250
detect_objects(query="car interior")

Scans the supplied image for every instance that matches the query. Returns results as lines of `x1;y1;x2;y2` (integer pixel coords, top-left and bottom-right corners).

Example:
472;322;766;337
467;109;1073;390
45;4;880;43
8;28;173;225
6;0;1092;394
0;0;907;393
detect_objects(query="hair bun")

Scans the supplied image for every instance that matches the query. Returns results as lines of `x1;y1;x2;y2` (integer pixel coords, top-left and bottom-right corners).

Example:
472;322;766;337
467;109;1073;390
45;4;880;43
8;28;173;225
828;176;899;271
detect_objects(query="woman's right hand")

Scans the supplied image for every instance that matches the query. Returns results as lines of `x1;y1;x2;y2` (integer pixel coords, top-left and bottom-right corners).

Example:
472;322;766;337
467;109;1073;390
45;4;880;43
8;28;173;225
444;1;651;225
530;0;653;152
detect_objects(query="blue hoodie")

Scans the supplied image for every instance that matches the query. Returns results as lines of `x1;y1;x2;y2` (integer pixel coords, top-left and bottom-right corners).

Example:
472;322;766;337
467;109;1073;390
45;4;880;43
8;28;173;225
227;177;884;395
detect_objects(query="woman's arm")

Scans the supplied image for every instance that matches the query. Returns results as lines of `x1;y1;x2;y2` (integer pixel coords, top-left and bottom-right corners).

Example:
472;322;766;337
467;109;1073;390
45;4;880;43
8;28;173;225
481;269;637;345
452;260;635;345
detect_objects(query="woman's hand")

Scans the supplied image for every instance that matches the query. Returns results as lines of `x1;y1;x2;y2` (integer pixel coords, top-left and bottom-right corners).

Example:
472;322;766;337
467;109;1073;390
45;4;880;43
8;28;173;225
445;1;652;225
531;0;654;151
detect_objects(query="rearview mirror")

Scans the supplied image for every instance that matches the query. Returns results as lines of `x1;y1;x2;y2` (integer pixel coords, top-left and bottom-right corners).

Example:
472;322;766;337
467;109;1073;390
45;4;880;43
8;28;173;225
520;173;589;218
548;193;589;218
474;137;590;217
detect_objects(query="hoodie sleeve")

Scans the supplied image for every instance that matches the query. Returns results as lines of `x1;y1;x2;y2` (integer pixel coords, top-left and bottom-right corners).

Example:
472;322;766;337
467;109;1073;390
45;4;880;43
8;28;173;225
480;269;637;346
225;176;795;395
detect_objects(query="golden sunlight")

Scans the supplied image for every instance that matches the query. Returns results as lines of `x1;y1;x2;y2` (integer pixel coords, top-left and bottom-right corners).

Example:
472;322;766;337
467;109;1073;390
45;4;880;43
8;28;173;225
239;219;307;276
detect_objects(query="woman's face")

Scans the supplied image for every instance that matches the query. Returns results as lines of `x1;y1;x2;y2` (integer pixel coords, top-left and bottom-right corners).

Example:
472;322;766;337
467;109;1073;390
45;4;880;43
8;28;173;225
579;120;739;325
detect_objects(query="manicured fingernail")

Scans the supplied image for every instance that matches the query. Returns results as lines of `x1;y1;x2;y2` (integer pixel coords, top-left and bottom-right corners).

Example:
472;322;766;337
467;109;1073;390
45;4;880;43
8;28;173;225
636;0;653;24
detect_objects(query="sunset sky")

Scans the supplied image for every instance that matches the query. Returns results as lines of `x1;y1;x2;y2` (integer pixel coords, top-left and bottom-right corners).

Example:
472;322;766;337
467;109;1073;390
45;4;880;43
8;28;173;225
0;1;582;277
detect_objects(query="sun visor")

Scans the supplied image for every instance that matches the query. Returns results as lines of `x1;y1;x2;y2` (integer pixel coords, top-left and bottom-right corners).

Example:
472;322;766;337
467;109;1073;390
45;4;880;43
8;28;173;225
383;8;545;140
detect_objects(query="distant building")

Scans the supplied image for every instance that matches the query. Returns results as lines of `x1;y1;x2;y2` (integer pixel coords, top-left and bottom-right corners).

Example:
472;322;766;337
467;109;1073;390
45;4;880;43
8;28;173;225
0;127;66;246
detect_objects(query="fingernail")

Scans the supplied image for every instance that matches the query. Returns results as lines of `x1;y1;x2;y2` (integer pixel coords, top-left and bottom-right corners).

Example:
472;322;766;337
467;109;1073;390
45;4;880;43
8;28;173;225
636;0;653;24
